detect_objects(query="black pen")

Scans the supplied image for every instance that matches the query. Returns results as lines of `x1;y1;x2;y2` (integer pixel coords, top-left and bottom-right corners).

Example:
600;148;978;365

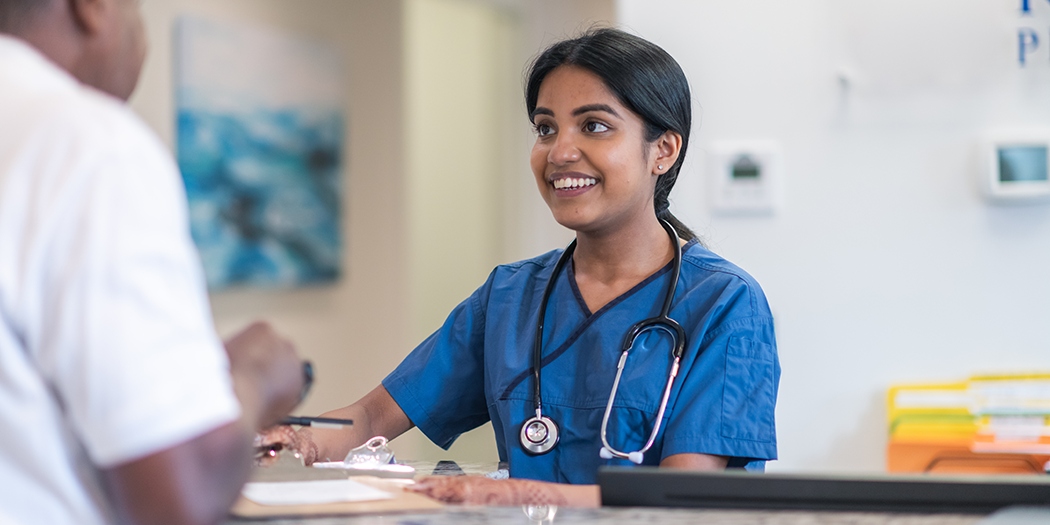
281;416;354;429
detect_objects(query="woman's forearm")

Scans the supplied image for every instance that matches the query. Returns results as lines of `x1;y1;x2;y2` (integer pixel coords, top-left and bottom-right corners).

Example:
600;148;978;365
300;384;414;464
558;483;602;507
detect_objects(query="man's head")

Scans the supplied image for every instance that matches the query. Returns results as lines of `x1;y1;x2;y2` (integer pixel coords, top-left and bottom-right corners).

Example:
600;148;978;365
0;0;147;101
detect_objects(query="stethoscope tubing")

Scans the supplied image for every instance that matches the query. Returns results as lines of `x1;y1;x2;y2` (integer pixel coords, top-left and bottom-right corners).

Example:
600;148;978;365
600;328;682;461
523;219;687;462
531;239;576;420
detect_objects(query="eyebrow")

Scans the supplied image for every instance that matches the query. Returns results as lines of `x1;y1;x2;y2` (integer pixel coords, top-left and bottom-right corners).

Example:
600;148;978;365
530;107;553;120
530;103;621;121
572;104;620;118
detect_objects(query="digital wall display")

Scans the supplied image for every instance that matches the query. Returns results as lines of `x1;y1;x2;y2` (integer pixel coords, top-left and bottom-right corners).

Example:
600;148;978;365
998;146;1048;183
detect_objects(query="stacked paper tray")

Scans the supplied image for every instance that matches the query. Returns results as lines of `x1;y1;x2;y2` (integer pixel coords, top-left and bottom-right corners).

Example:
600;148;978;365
887;375;1050;474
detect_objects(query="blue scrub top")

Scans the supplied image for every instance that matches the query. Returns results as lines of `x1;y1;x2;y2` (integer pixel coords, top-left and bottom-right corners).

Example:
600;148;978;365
383;240;780;484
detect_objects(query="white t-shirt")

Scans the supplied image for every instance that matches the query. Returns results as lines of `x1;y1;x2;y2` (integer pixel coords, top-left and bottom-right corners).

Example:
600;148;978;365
0;36;241;524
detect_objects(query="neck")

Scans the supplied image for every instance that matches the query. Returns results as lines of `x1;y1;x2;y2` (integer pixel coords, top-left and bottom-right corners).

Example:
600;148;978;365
8;6;92;91
572;214;675;284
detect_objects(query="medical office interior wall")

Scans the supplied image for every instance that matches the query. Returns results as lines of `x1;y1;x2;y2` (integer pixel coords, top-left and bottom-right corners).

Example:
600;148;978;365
131;0;620;466
131;0;411;425
613;0;1050;472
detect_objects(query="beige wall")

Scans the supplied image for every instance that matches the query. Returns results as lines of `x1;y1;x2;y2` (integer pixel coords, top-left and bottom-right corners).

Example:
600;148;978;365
131;0;409;425
505;0;619;261
402;0;515;462
130;0;614;465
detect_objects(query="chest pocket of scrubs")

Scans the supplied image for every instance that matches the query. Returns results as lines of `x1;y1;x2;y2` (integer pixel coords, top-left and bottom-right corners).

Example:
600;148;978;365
721;336;775;443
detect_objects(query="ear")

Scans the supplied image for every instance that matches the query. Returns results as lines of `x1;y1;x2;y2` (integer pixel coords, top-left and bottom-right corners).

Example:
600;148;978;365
651;130;683;176
67;0;110;36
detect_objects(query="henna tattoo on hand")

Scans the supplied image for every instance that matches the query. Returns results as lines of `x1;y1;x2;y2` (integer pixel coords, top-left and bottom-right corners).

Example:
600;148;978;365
410;477;569;507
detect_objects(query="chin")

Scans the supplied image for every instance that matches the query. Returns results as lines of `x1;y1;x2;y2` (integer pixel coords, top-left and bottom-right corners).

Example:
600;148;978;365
550;214;595;234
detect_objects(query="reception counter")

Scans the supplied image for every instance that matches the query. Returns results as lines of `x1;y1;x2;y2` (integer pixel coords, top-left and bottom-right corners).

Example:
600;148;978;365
226;505;984;525
225;459;1006;525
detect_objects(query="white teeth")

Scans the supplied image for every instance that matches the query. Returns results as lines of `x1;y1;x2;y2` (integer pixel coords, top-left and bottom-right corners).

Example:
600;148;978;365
553;177;597;190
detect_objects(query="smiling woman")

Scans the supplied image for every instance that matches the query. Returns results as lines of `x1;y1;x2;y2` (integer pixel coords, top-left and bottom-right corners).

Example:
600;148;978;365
525;29;695;245
263;27;780;508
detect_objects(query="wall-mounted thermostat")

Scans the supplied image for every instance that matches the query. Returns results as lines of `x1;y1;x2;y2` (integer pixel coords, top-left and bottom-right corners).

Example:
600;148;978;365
982;132;1050;203
708;140;783;214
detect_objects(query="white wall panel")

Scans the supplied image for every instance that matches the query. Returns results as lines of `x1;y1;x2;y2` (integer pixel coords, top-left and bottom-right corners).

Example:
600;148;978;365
619;0;1050;472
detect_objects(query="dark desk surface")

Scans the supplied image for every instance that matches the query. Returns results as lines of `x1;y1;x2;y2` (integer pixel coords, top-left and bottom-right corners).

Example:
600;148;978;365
225;460;989;525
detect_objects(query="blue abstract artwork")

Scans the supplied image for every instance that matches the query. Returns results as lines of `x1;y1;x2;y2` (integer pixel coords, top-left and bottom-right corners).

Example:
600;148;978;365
175;16;343;288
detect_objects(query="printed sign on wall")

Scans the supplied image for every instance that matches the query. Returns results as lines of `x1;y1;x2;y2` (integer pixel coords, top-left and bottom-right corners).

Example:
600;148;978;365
1019;0;1050;65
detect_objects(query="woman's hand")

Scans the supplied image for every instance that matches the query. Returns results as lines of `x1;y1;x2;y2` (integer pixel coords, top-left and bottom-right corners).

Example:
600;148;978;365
254;425;320;466
409;476;599;507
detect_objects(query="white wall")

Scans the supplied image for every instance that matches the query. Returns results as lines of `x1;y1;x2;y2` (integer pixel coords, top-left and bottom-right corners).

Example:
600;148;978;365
618;0;1050;472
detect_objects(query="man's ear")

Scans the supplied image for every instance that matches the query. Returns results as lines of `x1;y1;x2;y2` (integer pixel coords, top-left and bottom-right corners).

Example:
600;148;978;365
66;0;109;36
652;130;683;176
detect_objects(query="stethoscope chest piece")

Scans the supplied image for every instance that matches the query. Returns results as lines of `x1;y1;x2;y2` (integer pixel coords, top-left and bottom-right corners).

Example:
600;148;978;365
518;219;685;459
520;414;559;455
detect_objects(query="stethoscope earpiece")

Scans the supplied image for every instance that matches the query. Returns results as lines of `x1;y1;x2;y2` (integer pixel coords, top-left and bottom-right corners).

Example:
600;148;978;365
600;446;646;464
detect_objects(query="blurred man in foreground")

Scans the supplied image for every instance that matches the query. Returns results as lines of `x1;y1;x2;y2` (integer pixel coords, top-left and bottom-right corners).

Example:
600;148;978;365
0;0;305;523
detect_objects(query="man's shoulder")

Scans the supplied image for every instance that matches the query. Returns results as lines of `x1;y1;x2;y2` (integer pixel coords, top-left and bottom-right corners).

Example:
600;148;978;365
18;84;156;150
0;43;160;158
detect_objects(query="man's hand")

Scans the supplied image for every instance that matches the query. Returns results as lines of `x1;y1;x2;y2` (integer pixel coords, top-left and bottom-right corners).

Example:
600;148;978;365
225;322;303;430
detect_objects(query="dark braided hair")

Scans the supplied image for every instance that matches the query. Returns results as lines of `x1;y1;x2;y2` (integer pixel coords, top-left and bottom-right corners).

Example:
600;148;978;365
525;28;697;241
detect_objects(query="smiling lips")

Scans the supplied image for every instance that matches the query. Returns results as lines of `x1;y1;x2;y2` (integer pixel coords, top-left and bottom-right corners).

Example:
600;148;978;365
552;177;597;190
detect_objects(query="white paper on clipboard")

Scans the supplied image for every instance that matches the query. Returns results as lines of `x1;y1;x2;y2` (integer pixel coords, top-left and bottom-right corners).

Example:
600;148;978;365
241;479;393;506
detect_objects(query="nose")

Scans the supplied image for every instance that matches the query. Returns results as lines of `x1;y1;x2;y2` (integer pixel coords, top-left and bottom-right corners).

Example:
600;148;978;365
548;132;580;165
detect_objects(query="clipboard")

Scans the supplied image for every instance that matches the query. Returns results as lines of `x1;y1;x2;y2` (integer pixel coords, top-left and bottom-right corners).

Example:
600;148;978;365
230;459;443;518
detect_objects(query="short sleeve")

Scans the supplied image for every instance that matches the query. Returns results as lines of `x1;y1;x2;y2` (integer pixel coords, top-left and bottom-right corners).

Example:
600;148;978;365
660;315;780;465
34;112;241;467
382;282;490;449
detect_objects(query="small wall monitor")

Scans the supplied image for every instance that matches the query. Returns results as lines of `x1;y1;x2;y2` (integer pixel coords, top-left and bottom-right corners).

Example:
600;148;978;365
983;133;1050;203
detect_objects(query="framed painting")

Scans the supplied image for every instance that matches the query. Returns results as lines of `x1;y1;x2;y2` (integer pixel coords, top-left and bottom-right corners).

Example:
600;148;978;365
175;16;344;288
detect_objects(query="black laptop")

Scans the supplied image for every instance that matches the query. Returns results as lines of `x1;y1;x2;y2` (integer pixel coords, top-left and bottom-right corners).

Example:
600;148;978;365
597;467;1050;514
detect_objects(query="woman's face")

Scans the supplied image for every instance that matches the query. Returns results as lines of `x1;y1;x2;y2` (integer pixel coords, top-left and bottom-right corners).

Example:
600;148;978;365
530;65;663;236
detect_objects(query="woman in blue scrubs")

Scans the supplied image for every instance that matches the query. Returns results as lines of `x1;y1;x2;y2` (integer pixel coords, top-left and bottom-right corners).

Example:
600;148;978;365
272;28;779;506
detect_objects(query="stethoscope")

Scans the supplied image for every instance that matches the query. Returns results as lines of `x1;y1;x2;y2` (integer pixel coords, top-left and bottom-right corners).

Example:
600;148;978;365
519;219;687;464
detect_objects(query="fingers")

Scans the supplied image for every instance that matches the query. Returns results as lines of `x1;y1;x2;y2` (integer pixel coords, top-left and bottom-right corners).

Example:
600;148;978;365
256;425;297;448
410;477;471;504
254;425;322;467
295;427;321;466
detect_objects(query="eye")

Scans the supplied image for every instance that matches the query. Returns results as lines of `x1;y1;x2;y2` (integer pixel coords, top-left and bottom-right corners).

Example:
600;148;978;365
584;121;609;133
534;123;554;137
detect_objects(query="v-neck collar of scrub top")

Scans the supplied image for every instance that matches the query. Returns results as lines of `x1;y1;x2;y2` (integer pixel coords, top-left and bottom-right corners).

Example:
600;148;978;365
500;238;700;401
